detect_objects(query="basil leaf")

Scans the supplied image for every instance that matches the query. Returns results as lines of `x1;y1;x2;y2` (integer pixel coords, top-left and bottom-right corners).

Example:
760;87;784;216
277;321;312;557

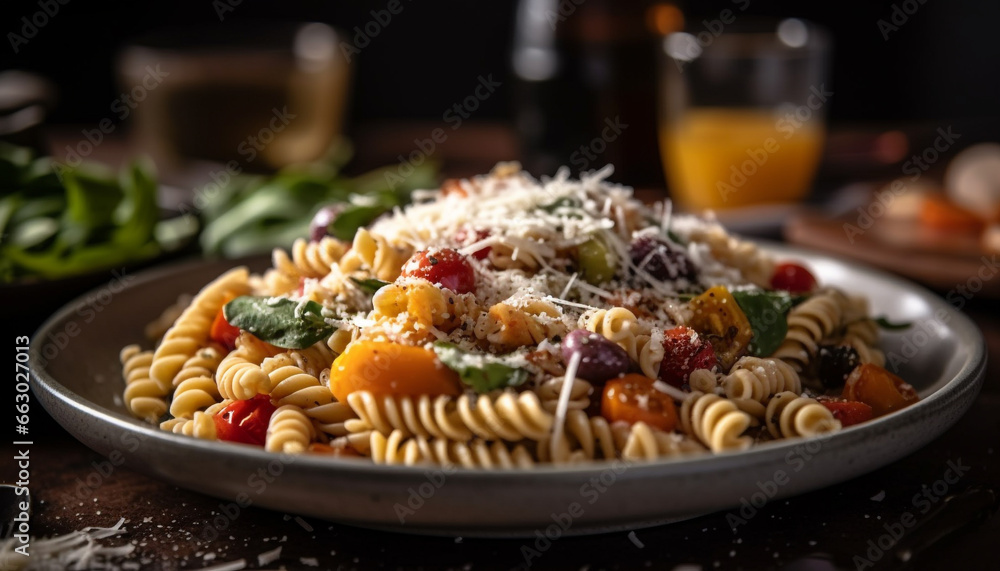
224;296;334;349
350;277;390;295
431;342;530;394
731;290;798;357
329;202;390;241
874;316;912;331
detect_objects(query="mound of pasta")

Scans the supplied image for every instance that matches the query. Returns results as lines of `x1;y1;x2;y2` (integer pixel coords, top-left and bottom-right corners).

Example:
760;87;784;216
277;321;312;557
121;163;919;467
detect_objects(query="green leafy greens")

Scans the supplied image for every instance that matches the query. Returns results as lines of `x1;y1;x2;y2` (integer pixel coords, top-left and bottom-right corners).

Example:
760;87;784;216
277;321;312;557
431;342;530;393
198;141;437;256
224;296;335;349
0;142;195;283
731;290;802;357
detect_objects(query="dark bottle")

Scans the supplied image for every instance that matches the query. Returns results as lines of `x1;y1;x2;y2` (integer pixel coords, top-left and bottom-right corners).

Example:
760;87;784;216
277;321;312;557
511;0;667;186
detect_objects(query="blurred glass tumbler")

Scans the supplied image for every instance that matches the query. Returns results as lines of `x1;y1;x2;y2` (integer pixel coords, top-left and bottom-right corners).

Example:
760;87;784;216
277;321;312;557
658;19;829;211
118;22;351;171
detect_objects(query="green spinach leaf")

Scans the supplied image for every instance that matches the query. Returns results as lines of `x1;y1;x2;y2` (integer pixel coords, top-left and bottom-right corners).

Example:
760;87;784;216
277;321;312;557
731;290;798;357
432;342;530;393
224;296;334;349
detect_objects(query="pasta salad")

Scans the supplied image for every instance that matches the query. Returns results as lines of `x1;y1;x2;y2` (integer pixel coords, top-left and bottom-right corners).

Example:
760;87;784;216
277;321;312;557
121;164;919;467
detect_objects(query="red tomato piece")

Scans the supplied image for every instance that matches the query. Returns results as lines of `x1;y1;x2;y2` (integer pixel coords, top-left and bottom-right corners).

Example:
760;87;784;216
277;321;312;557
210;306;241;351
601;374;678;431
770;262;818;293
401;247;476;294
658;326;719;388
213;395;277;446
842;364;919;417
817;397;874;427
454;227;492;260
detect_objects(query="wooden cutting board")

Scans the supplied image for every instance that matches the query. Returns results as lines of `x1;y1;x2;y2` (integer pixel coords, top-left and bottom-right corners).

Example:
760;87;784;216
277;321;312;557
785;211;1000;296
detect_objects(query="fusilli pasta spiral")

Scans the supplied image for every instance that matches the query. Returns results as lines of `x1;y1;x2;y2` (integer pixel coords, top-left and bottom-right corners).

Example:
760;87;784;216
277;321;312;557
764;392;841;439
613;421;705;461
338;228;412;282
721;357;802;403
687;224;774;287
169;346;225;418
160;401;230;439
346;390;555;442
537;409;616;464
772;292;843;371
121;345;166;423
534;377;593;413
265;404;316;453
369;430;535;468
262;353;355;436
150;268;250;388
216;341;275;401
679;391;753;452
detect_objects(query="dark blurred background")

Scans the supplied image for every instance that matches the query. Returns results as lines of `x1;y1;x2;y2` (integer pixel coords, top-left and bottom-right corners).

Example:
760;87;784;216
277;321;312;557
3;1;999;125
4;0;1000;325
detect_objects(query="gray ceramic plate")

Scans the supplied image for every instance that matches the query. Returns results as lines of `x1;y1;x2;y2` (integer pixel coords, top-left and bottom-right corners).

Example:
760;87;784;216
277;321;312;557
30;246;986;537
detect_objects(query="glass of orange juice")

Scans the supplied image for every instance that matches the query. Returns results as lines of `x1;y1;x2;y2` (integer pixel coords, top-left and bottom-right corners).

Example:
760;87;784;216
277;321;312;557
658;19;829;211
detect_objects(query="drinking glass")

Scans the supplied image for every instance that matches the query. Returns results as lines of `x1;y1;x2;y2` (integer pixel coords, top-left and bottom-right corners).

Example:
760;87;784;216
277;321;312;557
658;18;829;211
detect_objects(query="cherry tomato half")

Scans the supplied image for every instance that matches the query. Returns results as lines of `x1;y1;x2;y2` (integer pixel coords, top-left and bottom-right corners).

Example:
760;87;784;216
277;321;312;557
817;397;874;427
454;227;492;260
213;395;277;446
770;262;817;293
601;374;678;431
401;247;476;294
658;326;718;388
209;306;241;351
842;364;919;417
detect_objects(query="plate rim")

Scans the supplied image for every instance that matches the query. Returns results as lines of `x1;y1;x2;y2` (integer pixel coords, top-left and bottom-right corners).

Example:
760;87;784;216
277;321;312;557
29;243;987;481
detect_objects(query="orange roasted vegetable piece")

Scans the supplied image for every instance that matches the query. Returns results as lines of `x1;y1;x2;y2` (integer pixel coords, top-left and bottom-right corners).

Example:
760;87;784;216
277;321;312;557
329;341;462;403
601;374;678;431
842;364;919;417
688;286;753;370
